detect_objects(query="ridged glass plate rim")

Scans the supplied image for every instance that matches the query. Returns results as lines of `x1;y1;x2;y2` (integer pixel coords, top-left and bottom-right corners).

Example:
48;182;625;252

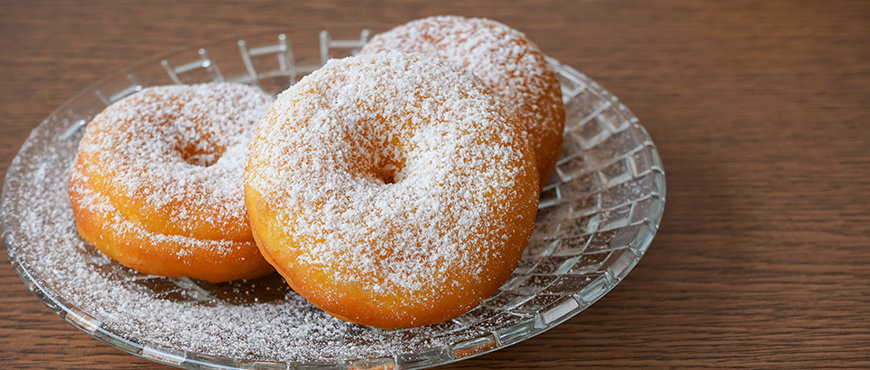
1;26;665;369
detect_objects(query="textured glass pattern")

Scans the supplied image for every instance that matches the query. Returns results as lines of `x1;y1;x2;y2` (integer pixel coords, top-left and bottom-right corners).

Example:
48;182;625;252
1;27;664;369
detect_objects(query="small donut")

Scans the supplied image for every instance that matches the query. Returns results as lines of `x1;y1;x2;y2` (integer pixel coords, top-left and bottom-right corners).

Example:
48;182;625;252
361;16;566;187
245;52;539;329
68;82;275;283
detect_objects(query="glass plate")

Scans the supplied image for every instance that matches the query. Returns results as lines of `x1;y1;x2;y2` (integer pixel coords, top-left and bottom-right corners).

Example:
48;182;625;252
1;26;665;369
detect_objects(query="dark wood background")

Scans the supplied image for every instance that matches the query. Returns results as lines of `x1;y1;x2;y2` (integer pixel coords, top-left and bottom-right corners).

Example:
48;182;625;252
2;0;868;368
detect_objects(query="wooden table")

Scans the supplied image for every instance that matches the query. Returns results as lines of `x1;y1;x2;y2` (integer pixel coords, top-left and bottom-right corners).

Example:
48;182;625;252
2;1;868;368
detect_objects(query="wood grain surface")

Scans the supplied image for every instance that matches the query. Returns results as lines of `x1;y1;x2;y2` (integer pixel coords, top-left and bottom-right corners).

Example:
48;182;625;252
2;0;869;368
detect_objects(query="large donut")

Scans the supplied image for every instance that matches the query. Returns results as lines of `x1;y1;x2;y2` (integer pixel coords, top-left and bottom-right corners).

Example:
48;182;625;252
361;15;566;187
68;82;275;283
245;52;540;328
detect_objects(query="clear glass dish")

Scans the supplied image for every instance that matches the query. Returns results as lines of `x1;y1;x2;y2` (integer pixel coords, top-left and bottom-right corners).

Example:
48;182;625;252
1;26;665;369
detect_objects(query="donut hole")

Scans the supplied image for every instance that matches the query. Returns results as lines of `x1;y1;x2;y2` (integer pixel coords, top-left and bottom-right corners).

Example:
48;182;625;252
374;163;402;185
177;142;224;167
356;126;406;185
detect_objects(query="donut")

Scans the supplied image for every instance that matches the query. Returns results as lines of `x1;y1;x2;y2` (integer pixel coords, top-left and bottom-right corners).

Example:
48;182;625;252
245;52;540;329
361;15;565;187
68;82;275;283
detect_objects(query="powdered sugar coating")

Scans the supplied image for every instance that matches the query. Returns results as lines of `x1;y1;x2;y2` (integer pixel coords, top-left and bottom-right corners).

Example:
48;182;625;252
246;52;540;328
362;16;566;186
68;83;275;282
